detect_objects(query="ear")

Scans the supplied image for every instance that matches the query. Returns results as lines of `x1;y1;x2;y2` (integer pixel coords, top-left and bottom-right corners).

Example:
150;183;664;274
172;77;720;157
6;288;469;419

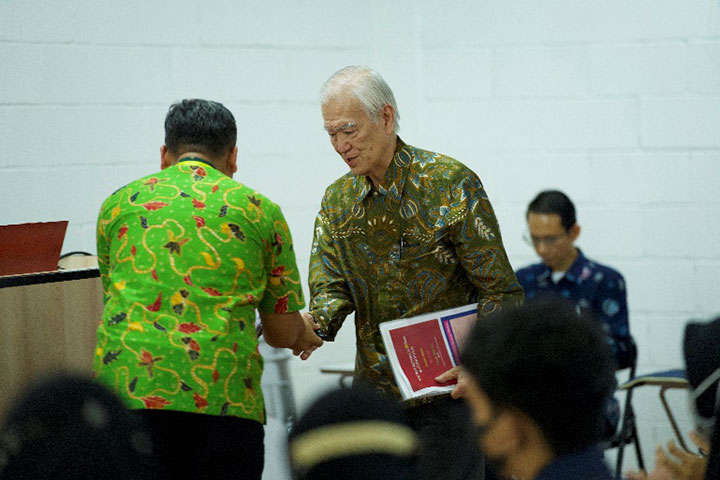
160;145;172;170
381;104;395;135
227;146;238;175
568;224;580;242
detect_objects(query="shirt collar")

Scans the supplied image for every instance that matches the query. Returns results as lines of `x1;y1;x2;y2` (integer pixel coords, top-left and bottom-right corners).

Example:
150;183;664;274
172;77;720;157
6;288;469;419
177;156;217;170
535;248;589;285
564;248;589;284
352;137;412;205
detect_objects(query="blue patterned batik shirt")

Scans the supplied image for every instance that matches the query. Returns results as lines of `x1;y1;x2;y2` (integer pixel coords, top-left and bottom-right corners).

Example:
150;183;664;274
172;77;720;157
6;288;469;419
516;249;632;370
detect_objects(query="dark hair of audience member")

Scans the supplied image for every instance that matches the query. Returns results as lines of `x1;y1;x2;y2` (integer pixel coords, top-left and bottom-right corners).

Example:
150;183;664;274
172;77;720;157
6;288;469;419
287;385;419;480
0;373;158;479
526;190;577;231
460;299;616;455
164;98;237;159
684;316;720;480
707;409;720;480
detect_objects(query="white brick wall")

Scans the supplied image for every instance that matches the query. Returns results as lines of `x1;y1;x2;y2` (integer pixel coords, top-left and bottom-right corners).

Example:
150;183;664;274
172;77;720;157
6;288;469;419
642;98;720;148
691;41;720;93
495;46;589;97
0;109;7;168
590;43;687;95
2;0;720;474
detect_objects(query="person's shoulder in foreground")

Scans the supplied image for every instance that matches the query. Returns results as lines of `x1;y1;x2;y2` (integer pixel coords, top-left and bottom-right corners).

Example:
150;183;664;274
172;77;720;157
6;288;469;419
455;298;616;480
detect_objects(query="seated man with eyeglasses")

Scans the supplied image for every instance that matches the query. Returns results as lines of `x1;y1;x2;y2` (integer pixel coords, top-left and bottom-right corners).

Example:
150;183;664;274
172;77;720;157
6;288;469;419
516;190;632;436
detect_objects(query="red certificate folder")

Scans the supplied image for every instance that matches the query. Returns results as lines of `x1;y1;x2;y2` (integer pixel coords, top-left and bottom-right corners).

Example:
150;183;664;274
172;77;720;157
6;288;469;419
0;221;68;276
380;304;477;400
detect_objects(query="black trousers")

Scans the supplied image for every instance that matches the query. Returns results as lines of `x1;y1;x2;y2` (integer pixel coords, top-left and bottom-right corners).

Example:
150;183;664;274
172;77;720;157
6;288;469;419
134;409;264;480
407;396;489;480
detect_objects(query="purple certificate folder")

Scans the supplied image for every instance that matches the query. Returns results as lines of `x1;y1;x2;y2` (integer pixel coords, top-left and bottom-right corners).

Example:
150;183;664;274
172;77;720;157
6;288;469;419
440;309;477;364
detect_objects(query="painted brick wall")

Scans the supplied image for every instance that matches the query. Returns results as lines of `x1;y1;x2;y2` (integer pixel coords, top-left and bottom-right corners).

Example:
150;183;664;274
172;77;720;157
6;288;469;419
2;0;719;472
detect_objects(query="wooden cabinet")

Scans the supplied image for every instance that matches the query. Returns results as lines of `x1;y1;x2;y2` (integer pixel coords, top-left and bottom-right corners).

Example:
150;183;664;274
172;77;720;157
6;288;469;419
0;269;103;419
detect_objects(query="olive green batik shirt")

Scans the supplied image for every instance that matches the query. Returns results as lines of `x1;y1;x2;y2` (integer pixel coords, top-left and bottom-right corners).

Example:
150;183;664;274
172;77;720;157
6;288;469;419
94;158;304;423
308;139;524;401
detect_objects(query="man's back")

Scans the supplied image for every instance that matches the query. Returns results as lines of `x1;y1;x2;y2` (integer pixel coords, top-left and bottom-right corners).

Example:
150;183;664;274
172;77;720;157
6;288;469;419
94;158;304;421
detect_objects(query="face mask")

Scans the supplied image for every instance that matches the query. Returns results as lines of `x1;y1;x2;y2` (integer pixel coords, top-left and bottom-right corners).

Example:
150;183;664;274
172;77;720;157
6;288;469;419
688;367;720;440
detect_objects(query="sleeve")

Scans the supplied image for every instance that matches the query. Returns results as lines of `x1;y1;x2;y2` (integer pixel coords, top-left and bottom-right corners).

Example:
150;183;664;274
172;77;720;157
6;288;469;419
257;202;306;315
307;207;355;340
451;173;524;317
595;270;632;369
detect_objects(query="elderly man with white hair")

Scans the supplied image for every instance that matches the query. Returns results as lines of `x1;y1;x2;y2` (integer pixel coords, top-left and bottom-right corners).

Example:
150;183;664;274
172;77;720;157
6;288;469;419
304;66;524;480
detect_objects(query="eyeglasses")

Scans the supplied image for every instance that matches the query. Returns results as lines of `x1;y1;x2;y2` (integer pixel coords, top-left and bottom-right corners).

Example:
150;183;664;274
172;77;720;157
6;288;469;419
522;231;569;247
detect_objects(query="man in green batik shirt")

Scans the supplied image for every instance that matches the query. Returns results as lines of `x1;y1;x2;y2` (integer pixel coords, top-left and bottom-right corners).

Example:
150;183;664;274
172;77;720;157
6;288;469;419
305;66;523;480
94;99;322;479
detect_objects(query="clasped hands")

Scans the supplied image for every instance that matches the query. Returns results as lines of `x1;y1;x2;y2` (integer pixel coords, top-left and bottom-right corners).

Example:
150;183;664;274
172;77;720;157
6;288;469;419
290;312;325;360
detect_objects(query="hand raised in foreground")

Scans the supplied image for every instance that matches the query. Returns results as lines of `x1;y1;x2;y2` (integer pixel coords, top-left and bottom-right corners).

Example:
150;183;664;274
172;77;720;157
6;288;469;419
625;431;708;480
290;312;324;360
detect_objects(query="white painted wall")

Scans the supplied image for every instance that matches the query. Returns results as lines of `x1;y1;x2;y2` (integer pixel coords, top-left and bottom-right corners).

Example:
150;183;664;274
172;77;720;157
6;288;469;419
3;0;720;474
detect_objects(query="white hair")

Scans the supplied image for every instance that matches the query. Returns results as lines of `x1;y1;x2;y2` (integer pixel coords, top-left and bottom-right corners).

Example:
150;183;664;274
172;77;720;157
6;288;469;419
320;66;400;133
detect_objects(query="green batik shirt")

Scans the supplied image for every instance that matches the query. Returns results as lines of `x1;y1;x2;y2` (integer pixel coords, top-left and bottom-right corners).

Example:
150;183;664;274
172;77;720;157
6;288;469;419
308;139;523;401
94;158;304;423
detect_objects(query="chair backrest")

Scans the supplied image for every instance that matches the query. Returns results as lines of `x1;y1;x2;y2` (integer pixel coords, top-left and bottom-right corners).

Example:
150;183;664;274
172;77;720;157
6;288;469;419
616;336;638;377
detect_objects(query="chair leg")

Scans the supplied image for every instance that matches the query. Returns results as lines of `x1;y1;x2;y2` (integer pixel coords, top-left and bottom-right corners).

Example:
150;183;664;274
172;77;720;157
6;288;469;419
633;424;644;472
615;443;626;480
615;402;643;479
660;386;689;451
615;406;644;479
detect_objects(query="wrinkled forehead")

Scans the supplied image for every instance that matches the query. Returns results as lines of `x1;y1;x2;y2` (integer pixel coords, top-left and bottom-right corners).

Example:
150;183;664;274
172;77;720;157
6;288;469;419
322;95;368;132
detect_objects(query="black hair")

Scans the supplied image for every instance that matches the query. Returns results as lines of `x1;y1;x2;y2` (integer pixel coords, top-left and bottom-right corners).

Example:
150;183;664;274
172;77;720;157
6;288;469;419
527;190;577;231
164;99;236;160
708;405;720;480
683;316;720;480
460;299;616;455
0;373;158;479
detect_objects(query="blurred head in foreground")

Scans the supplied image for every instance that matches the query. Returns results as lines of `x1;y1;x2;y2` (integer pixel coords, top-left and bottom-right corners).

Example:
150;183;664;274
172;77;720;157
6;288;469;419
288;386;418;480
458;299;616;479
684;315;720;480
0;373;157;479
